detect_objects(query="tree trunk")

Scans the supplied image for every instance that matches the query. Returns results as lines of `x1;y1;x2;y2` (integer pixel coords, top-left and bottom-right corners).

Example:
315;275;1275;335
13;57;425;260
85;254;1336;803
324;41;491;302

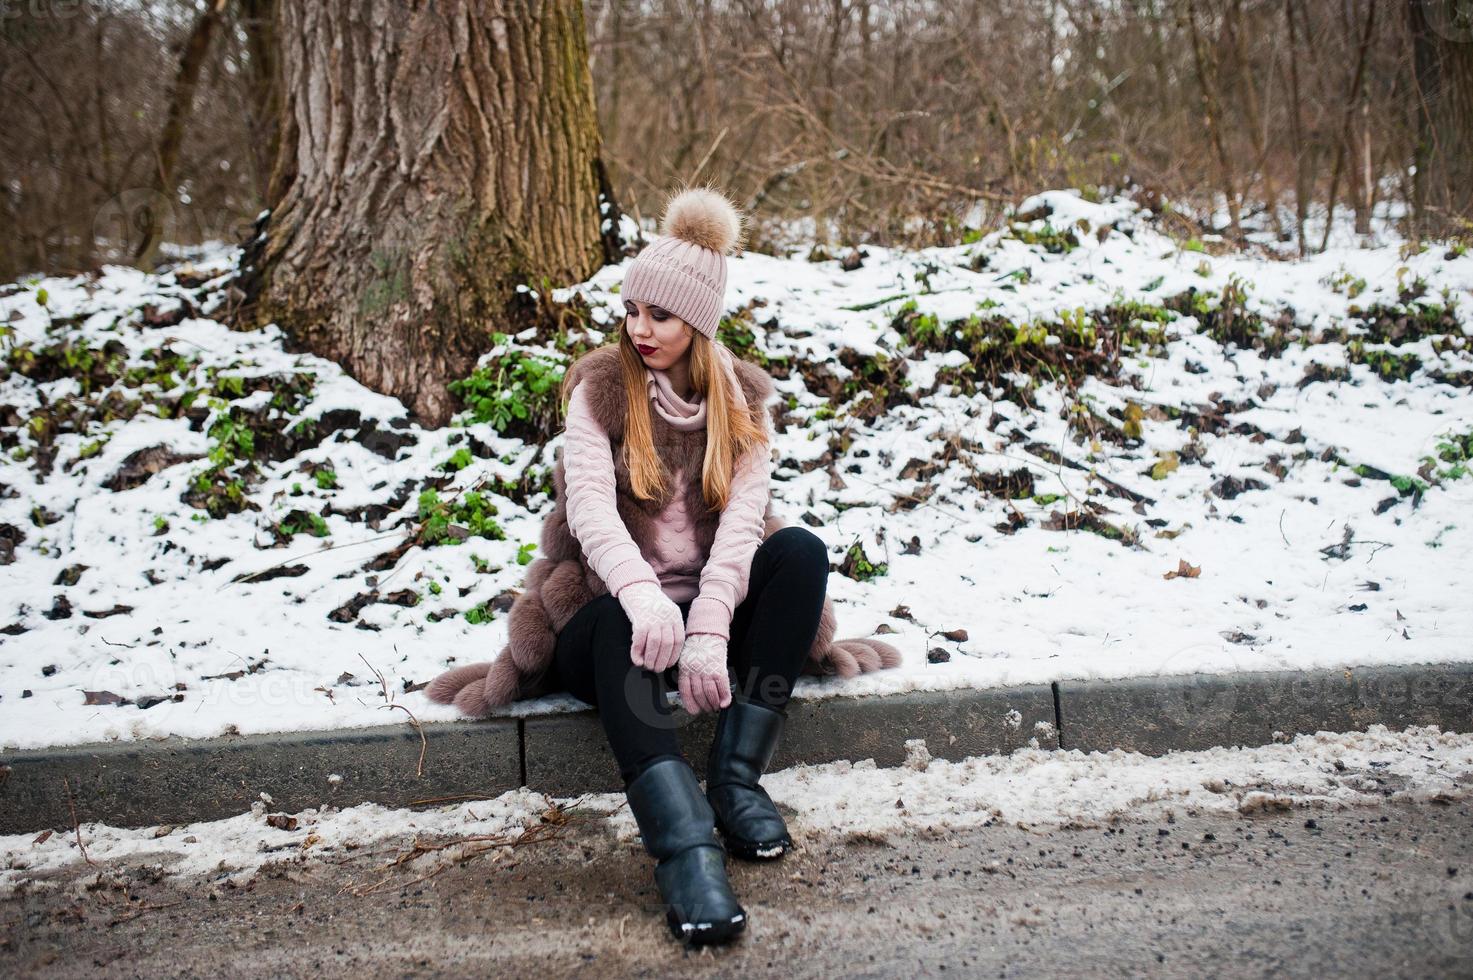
245;0;610;427
1283;0;1310;256
1183;0;1244;243
134;0;229;270
1225;0;1284;241
1317;0;1377;252
1407;0;1473;239
237;0;282;208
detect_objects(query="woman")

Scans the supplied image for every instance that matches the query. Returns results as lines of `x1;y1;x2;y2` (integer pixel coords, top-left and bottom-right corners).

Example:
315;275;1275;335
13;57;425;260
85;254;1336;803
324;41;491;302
427;185;900;946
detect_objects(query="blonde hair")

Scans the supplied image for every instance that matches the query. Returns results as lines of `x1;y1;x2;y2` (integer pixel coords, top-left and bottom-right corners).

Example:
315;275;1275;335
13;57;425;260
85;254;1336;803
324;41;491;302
559;330;768;513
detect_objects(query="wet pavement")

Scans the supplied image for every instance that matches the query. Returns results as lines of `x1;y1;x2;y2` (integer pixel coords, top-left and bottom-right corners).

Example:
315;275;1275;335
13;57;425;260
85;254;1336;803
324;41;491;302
3;798;1471;978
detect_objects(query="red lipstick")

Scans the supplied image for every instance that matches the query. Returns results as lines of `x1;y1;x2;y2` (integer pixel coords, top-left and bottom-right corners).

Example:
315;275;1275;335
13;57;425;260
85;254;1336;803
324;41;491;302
636;344;657;355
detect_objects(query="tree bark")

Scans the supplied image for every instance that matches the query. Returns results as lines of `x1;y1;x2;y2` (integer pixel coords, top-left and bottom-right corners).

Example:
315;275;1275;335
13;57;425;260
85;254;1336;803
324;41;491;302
246;0;609;427
237;0;282;207
1183;0;1244;242
1225;0;1285;241
1407;0;1473;239
1317;0;1377;252
135;0;229;269
1282;0;1310;256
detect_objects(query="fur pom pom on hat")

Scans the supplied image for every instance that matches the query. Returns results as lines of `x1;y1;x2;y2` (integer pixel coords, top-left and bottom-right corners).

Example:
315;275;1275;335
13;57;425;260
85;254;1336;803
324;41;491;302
662;186;745;255
621;185;746;340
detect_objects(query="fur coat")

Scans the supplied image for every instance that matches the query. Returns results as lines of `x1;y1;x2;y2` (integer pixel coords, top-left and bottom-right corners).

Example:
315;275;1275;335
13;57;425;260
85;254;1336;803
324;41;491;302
425;344;901;718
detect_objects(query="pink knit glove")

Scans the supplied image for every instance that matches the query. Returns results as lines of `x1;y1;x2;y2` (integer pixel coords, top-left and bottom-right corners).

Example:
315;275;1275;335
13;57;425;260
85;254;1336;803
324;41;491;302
616;581;686;672
677;633;732;715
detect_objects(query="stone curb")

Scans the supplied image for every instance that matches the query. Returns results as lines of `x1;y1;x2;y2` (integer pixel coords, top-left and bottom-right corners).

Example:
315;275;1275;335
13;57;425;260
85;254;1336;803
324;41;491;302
2;663;1469;835
1055;661;1473;755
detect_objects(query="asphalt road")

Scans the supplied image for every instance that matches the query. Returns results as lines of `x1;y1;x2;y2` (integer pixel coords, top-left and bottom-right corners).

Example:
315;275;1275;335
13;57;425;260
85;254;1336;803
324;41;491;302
3;798;1471;978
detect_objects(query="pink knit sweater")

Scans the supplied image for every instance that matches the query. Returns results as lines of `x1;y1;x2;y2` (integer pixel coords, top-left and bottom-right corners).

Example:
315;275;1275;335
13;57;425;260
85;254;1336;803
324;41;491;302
561;362;771;641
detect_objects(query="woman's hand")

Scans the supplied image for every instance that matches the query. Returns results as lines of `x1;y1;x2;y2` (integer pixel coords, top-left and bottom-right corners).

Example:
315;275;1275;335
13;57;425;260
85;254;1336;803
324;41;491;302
677;633;732;715
616;581;686;672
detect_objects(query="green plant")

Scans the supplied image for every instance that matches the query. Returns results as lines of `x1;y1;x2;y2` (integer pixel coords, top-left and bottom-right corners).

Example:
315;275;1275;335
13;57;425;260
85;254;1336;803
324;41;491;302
1353;462;1429;498
314;467;338;490
205;397;255;465
516;541;537;565
189;470;249;518
838;540;887;582
1013;319;1050;347
1422;429;1473;482
277;510;330;538
717;314;772;367
1007;220;1079;254
464;602;494;625
441;447;474;473
214;374;246;398
417;488;506;547
1347;339;1422;382
1389;473;1429;496
449;333;565;434
905;309;942;347
1321;266;1368;299
1056;307;1096;346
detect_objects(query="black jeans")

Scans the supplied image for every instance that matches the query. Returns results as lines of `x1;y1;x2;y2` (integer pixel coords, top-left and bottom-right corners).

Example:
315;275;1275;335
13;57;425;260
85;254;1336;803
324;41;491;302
547;526;829;787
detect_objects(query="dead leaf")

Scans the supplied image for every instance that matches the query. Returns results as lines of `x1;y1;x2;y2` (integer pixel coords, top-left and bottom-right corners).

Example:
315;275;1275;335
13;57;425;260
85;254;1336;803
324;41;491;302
83;690;129;706
941;628;969;642
1163;559;1201;580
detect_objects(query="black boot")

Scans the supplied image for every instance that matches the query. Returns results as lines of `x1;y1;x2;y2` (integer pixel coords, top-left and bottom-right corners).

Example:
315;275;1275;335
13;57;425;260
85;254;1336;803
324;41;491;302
624;756;747;945
706;698;794;861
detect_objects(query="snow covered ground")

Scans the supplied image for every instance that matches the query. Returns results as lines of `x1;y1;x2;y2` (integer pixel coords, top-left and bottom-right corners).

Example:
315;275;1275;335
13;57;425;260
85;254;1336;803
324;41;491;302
3;724;1469;896
1;188;1470;751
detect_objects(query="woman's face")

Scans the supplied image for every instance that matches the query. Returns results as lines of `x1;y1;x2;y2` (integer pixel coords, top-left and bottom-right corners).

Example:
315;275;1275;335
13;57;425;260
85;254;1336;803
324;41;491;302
623;298;694;370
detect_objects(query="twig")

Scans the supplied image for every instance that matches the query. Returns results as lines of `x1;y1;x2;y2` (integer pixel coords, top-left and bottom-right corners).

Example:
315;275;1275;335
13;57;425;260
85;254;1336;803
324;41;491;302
406;794;498;807
374;474;493;592
839;471;969;525
358;651;428;777
687;125;729;185
338;818;570;898
219;527;413;590
62;776;97;867
107;899;183;927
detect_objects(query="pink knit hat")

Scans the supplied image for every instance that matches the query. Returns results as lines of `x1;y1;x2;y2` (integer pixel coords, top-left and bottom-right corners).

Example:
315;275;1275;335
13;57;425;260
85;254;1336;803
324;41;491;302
622;186;745;340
